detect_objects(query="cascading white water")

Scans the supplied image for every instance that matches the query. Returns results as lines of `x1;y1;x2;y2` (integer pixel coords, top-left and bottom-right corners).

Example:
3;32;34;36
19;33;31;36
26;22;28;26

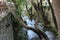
22;16;39;40
22;16;55;40
26;18;39;40
45;31;55;40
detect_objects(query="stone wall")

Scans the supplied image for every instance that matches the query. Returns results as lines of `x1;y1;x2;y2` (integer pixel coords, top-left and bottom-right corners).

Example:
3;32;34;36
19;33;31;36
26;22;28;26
0;13;14;40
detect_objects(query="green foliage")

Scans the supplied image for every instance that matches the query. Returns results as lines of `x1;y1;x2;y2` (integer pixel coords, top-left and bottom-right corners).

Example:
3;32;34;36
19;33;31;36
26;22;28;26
19;29;28;40
16;0;26;5
11;14;22;30
15;0;27;16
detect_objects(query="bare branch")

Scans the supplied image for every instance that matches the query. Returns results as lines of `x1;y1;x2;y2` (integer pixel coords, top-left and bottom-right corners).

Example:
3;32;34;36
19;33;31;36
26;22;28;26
47;0;58;29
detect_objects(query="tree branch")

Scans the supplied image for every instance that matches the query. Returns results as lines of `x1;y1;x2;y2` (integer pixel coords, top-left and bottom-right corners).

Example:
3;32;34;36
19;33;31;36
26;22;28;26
47;0;58;30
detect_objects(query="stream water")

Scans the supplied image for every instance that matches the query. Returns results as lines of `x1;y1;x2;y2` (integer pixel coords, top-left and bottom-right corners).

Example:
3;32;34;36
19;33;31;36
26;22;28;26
22;16;55;40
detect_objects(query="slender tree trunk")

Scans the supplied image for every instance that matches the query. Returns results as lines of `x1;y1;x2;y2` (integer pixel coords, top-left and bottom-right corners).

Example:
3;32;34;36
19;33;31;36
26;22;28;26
52;0;60;36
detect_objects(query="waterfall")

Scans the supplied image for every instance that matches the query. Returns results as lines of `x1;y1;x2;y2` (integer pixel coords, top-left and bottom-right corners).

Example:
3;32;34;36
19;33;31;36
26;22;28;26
26;18;39;40
45;31;55;40
22;16;55;40
22;16;39;40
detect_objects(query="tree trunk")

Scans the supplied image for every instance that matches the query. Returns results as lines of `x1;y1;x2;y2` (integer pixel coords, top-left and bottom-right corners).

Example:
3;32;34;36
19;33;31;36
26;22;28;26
52;0;60;36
